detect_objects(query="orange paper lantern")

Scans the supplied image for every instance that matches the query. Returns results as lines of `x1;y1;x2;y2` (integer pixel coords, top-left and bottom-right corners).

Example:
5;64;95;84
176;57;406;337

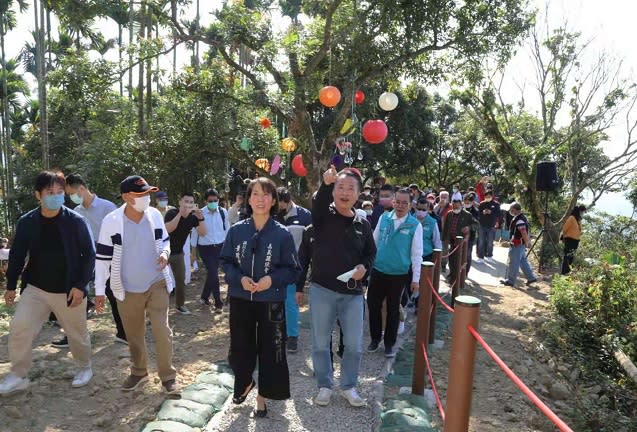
319;86;341;107
255;158;270;171
259;117;271;128
280;137;297;152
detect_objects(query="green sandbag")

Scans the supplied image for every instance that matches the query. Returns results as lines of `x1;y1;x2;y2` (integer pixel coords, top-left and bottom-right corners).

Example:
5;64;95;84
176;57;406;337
156;398;215;428
195;371;234;389
140;420;195;432
181;382;230;409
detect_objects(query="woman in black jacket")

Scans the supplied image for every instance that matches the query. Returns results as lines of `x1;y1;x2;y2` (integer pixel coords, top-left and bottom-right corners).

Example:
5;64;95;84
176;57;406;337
220;177;300;418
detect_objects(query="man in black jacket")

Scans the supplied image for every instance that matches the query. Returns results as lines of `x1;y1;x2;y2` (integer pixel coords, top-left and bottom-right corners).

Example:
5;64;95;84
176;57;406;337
1;171;95;396
442;197;474;290
310;166;376;408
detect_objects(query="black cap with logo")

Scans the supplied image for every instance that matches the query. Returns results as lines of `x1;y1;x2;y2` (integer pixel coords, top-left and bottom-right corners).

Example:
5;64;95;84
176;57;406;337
120;175;159;196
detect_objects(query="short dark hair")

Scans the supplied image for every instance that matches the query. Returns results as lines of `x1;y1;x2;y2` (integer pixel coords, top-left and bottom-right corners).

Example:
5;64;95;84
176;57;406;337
276;186;291;203
484;190;493;197
336;168;362;192
35;170;65;192
396;188;412;198
205;188;219;200
65;173;86;188
180;192;195;199
246;177;279;217
379;184;394;193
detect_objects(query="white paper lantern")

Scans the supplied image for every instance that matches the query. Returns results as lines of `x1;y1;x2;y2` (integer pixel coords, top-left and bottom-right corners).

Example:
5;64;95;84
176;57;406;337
379;92;399;111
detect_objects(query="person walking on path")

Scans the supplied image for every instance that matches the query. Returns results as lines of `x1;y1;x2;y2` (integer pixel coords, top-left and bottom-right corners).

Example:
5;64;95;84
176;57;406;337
50;174;124;349
94;175;179;394
441;196;473;289
0;171;95;396
164;192;207;315
500;202;537;287
275;186;312;353
309;166;376;408
560;205;586;275
192;188;230;312
476;190;500;264
220;177;300;418
367;188;423;358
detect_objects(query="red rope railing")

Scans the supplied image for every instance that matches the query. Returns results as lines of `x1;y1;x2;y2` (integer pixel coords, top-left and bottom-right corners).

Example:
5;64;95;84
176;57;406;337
416;259;574;432
467;325;574;432
441;241;463;259
421;341;445;421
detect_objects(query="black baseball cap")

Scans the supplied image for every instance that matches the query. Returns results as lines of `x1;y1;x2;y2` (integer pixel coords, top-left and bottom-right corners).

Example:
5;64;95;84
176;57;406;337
120;175;158;196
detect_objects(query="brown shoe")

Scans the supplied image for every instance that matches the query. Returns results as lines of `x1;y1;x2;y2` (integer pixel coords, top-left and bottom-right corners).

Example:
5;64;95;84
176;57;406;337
121;374;149;391
162;379;180;395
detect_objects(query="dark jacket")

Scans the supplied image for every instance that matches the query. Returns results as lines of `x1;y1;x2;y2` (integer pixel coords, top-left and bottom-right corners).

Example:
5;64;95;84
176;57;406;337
442;209;476;244
7;206;96;295
466;206;480;241
370;205;387;230
311;183;376;295
478;200;501;228
220;217;300;302
296;224;314;293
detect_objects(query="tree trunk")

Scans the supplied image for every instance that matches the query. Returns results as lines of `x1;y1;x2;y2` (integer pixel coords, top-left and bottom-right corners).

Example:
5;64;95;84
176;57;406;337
145;8;152;122
137;1;145;137
118;23;123;96
171;0;177;76
194;0;200;73
0;13;11;230
128;0;134;100
46;6;51;69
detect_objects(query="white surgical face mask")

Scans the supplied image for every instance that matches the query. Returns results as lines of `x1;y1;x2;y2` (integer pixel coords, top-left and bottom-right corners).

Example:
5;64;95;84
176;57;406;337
133;195;151;212
452;208;462;214
70;193;82;205
158;199;168;208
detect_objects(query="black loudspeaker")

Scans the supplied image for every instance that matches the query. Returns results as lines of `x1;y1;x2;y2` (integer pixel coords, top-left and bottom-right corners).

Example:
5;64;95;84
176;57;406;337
535;161;559;192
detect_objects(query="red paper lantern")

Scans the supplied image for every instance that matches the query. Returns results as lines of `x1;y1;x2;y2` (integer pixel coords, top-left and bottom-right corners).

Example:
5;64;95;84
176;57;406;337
355;90;365;105
259;117;271;128
362;119;388;144
319;86;341;107
291;154;308;177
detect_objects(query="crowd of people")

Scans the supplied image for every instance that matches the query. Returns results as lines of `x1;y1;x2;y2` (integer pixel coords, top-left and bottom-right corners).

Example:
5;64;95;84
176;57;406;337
0;167;582;419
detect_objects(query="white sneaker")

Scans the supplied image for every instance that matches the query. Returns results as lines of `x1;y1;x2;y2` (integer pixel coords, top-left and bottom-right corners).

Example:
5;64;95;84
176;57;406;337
341;388;366;407
0;373;30;396
474;258;484;264
314;387;333;406
71;367;93;388
485;257;494;263
397;321;405;335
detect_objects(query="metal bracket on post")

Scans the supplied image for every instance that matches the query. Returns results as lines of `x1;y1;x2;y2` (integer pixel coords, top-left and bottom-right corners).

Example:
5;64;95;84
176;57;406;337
412;261;435;396
443;295;481;432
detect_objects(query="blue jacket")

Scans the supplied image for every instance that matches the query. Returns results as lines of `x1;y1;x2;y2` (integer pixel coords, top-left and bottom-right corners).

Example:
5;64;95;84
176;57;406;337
7;206;96;295
220;217;300;302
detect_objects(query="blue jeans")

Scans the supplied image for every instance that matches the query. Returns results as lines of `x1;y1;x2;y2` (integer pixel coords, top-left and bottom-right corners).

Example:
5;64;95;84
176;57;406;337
309;283;364;390
285;284;299;338
197;244;223;306
478;226;496;258
506;244;536;284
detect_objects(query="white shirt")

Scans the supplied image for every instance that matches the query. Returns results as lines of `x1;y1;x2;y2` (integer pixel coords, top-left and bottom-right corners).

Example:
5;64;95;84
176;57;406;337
192;207;230;245
373;213;424;283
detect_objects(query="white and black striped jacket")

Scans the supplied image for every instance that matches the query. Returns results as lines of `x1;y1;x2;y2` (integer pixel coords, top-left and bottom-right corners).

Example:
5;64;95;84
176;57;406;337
95;205;173;300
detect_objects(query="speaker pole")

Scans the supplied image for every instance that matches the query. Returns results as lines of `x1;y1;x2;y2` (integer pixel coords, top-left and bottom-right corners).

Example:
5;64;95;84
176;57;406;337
527;191;561;270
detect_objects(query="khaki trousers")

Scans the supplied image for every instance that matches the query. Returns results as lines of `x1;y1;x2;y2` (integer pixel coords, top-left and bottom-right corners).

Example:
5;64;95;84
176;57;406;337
116;280;176;381
9;285;91;378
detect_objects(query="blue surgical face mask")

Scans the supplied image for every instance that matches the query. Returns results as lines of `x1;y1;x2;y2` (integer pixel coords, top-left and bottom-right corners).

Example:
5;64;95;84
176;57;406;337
69;193;82;205
43;193;65;211
157;200;168;208
207;201;219;211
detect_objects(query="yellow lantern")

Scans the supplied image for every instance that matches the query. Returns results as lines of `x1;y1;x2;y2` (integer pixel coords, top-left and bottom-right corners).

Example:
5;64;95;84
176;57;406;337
280;137;297;153
255;158;270;172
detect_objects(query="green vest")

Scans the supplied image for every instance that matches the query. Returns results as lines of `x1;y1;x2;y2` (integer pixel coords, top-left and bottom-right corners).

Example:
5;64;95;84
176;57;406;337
374;211;419;275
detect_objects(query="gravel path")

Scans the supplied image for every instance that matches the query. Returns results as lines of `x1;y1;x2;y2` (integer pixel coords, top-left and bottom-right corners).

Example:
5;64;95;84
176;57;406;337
205;305;399;432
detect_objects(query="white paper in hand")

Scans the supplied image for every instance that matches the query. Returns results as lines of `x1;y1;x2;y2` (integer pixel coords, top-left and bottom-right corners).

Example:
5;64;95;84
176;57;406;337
337;268;357;283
